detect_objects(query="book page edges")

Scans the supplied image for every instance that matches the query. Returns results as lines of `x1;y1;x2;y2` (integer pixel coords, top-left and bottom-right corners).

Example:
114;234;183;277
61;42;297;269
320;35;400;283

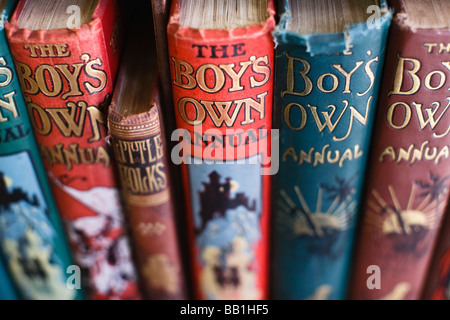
394;0;450;33
107;71;160;136
167;0;276;42
4;0;108;42
273;0;392;56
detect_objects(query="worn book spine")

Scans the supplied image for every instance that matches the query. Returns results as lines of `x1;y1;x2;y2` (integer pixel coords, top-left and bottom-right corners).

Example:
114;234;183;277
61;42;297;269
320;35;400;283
4;0;141;300
349;0;450;300
108;71;187;299
0;0;82;300
167;0;276;300
271;0;392;300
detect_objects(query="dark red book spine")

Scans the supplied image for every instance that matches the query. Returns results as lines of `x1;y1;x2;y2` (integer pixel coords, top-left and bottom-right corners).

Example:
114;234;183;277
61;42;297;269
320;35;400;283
349;2;450;299
109;86;188;300
5;0;141;299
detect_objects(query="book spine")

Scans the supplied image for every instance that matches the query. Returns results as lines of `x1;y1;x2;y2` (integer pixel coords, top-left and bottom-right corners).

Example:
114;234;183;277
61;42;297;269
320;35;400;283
348;8;450;300
167;0;276;300
421;210;450;300
271;0;391;300
5;0;141;300
108;102;188;300
0;0;82;300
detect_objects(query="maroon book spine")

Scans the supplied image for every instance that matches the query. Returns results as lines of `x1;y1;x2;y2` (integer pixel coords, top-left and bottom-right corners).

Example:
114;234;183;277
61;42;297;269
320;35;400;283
349;1;450;300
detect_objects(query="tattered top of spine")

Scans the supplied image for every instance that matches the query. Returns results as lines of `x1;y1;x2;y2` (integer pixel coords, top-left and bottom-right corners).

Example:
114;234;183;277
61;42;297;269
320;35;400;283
273;0;392;56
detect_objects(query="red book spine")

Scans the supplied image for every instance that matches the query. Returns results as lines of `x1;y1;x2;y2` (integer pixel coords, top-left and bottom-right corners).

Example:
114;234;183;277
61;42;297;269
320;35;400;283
349;3;450;299
5;0;141;299
167;0;275;299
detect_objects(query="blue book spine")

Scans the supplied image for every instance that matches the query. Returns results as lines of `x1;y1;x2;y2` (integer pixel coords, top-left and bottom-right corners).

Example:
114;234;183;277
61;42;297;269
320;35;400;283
0;0;83;300
271;0;392;299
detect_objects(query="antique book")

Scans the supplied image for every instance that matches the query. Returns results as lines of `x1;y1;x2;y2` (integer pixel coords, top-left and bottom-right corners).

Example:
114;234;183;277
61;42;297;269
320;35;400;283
5;0;141;299
0;0;82;300
108;3;188;300
422;209;450;300
167;0;276;299
348;0;450;300
271;0;392;299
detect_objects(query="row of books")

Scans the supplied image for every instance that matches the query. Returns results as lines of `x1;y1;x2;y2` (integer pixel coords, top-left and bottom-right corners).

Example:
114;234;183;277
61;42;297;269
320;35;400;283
0;0;449;301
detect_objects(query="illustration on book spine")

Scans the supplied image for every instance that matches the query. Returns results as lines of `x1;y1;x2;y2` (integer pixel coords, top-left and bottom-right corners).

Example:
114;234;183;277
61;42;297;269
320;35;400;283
0;153;75;299
189;160;262;299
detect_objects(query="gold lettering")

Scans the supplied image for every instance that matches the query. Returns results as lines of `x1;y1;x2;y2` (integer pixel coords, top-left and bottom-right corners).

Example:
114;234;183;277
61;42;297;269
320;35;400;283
35;64;62;97
388;54;421;96
237;92;266;125
178;97;206;125
284;102;307;131
0;57;13;87
339;148;353;167
153;134;163;159
424;71;446;90
196;63;225;93
202;100;239;127
333;61;364;94
308;101;348;134
82;54;107;94
379;146;396;162
283;54;312;97
282;147;298;162
299;149;313;164
0;92;18;123
317;73;338;93
220;60;252;92
424;43;437;54
358;57;379;96
15;61;39;94
46;101;87;137
27;100;52;135
62;143;79;170
55;63;84;99
386;102;411;129
172;57;196;89
439;43;450;54
86;105;105;142
335;97;372;142
249;55;270;88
